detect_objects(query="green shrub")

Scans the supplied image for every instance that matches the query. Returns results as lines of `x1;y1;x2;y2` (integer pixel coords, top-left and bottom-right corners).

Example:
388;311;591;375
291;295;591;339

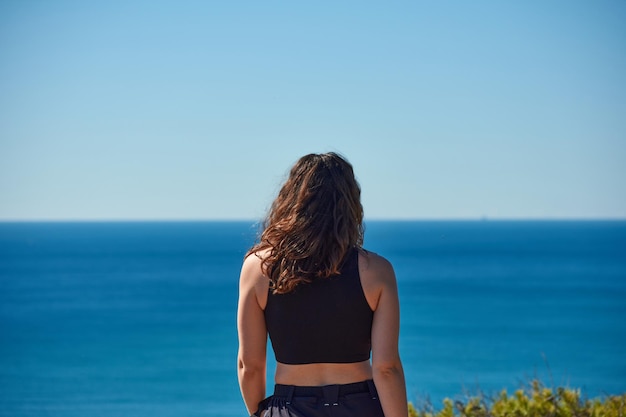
408;380;626;417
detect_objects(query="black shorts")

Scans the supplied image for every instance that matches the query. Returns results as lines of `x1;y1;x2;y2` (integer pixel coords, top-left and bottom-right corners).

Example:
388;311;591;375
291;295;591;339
255;380;385;417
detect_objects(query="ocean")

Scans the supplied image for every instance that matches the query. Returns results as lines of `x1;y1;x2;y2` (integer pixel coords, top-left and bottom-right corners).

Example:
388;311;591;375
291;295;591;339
1;221;625;416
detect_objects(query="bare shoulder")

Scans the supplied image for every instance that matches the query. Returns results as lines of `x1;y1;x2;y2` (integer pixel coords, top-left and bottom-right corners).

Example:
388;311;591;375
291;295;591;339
242;247;272;273
241;252;262;279
358;249;396;282
357;249;397;310
240;250;270;308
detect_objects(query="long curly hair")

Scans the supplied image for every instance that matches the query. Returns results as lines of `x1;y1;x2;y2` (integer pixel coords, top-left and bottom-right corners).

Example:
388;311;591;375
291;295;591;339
247;152;364;294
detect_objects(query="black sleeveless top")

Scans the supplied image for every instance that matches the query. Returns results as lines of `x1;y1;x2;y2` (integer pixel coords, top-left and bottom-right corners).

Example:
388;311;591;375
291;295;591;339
264;248;374;364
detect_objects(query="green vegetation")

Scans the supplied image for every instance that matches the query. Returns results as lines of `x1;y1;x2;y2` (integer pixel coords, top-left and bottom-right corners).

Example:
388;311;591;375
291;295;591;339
408;380;626;417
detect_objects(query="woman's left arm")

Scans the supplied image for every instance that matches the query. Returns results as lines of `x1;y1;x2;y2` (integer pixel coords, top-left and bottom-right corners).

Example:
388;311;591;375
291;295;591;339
237;255;267;415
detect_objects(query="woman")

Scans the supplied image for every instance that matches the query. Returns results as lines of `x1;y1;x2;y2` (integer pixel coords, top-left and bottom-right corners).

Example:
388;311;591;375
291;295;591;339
237;153;407;417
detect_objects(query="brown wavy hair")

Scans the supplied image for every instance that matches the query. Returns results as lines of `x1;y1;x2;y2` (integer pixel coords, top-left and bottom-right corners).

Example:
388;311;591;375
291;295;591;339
247;152;364;294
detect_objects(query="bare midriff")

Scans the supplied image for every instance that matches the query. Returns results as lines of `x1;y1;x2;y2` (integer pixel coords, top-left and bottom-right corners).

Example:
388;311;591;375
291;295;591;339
274;360;373;386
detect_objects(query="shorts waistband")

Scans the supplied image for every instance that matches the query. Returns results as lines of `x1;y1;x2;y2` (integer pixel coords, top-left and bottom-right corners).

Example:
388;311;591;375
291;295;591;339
273;380;378;404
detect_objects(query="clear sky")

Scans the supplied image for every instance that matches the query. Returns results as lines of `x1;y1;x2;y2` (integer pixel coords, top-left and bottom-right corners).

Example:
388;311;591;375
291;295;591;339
1;1;625;220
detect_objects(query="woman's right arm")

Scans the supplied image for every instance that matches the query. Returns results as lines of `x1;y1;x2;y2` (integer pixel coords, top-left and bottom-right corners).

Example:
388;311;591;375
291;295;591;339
368;255;408;417
237;255;268;415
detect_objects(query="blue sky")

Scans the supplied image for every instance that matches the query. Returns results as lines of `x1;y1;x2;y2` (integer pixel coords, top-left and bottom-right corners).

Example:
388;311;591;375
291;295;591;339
1;1;625;220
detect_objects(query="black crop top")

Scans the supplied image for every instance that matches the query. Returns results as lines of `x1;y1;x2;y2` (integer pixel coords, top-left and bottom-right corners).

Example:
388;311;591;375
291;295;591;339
264;248;374;364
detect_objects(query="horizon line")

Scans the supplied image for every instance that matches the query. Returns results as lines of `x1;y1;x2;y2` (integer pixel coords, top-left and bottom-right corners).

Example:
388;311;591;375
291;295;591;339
1;217;625;223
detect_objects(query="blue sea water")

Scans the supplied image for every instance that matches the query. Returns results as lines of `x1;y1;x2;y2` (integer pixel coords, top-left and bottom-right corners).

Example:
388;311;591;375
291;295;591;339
0;221;625;416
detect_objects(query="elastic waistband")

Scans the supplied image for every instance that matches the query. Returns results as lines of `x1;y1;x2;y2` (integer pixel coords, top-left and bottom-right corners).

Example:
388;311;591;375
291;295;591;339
273;380;378;404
